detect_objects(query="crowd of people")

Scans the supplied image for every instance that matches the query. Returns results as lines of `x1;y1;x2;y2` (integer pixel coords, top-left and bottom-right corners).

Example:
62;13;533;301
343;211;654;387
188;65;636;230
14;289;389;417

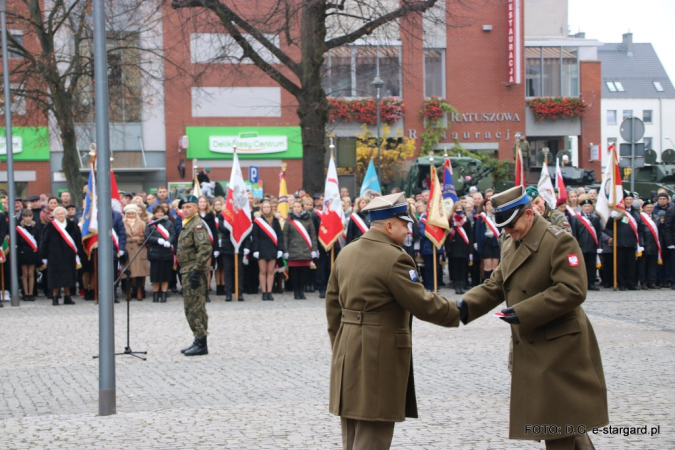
1;179;674;307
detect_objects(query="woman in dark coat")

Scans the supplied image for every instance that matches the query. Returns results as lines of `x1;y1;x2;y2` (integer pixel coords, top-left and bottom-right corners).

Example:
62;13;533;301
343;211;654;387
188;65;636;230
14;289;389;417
145;205;175;302
474;198;501;282
17;209;40;300
40;206;82;305
251;199;284;300
445;200;473;294
345;197;370;244
283;199;318;299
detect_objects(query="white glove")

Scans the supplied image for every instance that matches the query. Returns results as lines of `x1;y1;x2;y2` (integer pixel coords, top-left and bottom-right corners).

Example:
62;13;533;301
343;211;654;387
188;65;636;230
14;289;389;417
277;251;283;259
610;211;619;218
218;239;222;247
163;241;171;248
243;248;250;256
283;252;289;260
311;251;318;259
253;252;259;259
119;250;124;256
473;243;478;250
157;238;166;246
597;249;603;254
213;251;220;258
243;255;249;265
637;246;644;253
42;259;47;266
669;245;675;250
469;254;474;262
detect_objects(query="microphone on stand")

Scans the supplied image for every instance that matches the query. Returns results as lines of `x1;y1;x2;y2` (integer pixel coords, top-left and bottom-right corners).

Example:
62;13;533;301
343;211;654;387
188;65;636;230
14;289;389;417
146;216;168;227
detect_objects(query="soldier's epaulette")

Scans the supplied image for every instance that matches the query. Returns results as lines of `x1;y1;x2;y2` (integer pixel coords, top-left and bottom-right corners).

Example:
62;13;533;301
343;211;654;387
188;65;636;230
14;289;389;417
546;225;566;237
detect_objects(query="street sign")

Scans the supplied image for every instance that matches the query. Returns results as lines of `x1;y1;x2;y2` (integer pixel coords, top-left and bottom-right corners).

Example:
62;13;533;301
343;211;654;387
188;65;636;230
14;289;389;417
249;166;259;183
620;117;645;143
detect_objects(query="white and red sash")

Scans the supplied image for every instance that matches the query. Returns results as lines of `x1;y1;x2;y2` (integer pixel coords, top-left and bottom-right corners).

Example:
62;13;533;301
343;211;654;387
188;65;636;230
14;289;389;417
290;219;312;250
623;210;640;242
154;223;178;269
112;229;120;257
52;221;82;268
16;226;37;252
575;213;599;247
254;217;278;246
641;212;663;264
454;225;470;245
477;212;500;237
350;213;369;235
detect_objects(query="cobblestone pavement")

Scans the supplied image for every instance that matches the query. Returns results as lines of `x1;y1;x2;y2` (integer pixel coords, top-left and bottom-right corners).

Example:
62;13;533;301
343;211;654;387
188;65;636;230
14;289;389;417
0;285;672;449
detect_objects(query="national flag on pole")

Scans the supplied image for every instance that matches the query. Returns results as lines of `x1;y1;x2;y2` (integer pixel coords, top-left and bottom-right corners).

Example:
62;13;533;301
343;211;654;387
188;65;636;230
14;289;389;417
193;171;202;197
110;167;122;213
555;157;567;202
359;159;381;198
424;163;449;248
595;142;624;225
223;150;253;252
81;158;98;259
278;168;289;219
515;148;526;187
441;158;459;214
319;156;345;250
537;157;556;209
0;236;7;263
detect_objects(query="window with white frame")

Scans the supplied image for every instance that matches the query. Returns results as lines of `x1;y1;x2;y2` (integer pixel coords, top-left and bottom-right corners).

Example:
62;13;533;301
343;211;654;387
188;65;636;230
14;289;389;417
623;110;633;120
322;45;401;98
643;110;653;123
525;46;579;97
607;110;617;125
424;49;444;98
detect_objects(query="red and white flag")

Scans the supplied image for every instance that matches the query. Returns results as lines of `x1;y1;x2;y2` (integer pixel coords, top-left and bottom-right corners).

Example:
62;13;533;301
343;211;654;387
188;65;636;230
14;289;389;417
424;163;449;248
110;168;122;213
596;142;624;225
319;156;345;250
555;158;567;202
515;148;526;188
223;150;253;252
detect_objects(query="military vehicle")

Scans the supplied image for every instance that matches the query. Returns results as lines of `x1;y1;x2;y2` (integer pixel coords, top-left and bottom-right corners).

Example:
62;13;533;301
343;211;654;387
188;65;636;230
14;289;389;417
614;148;675;198
404;156;495;196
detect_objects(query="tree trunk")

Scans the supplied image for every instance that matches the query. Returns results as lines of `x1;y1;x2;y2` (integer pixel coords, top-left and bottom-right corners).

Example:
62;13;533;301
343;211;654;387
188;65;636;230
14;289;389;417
298;0;328;195
54;94;85;199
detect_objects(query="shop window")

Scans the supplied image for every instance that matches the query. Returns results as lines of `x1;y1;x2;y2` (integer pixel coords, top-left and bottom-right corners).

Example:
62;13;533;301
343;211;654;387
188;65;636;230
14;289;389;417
424;49;444;98
322;45;401;98
607;110;617;125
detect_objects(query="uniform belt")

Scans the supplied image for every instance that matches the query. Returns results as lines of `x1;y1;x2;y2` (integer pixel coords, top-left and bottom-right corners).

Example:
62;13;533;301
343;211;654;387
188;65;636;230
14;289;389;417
341;309;380;326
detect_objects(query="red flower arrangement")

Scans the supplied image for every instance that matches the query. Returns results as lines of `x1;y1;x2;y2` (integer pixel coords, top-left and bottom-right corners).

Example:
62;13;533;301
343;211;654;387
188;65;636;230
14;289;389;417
327;97;405;124
421;96;454;122
526;96;587;122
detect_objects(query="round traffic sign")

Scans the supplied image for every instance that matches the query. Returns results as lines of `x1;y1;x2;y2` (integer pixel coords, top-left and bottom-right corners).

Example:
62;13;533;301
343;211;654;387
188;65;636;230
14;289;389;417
620;117;645;143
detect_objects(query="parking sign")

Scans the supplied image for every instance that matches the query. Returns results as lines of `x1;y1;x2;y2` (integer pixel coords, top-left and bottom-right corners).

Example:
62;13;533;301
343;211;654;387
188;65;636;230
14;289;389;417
249;166;259;183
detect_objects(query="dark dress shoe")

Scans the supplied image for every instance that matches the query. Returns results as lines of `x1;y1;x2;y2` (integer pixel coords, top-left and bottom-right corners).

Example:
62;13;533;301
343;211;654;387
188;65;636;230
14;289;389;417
153;292;160;303
64;296;75;305
627;285;639;291
160;292;167;303
619;286;627;291
640;284;649;290
588;285;600;291
206;296;211;303
648;284;660;289
52;298;59;305
237;295;244;302
300;292;307;299
225;295;232;302
319;290;325;299
267;293;274;301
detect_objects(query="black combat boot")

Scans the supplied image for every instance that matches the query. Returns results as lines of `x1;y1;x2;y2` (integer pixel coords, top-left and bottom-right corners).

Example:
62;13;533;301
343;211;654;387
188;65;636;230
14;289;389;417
160;292;167;303
181;338;199;354
63;295;75;305
153;292;159;303
184;336;208;356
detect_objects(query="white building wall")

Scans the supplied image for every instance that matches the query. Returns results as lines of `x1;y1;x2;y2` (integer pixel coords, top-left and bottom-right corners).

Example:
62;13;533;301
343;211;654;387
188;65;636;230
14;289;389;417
601;97;675;166
525;0;568;38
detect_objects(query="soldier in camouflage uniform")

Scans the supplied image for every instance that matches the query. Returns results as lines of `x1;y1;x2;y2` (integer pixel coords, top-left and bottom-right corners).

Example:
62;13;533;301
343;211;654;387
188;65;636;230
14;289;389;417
526;186;571;233
176;195;213;356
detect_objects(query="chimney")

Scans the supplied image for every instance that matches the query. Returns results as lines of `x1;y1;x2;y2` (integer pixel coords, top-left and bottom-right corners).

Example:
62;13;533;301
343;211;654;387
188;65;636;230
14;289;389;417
622;32;633;56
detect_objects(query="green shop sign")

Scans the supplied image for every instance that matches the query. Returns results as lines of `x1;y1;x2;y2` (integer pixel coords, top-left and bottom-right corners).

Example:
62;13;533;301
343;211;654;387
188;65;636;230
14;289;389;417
186;126;303;159
0;127;50;161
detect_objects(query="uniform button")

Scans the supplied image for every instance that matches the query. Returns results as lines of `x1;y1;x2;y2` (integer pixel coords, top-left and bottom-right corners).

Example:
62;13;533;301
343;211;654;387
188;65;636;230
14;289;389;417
356;315;361;320
341;313;344;318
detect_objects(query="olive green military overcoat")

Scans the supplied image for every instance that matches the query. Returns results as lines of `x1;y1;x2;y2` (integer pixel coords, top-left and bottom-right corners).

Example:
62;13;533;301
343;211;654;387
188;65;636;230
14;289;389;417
462;216;608;440
326;229;460;423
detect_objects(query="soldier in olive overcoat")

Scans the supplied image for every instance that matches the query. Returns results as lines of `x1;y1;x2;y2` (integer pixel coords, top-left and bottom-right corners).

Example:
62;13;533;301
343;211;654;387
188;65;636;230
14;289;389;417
326;193;460;450
458;186;608;450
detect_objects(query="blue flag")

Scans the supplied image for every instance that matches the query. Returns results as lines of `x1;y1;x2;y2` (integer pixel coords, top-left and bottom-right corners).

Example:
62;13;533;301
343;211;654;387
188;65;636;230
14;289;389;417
442;158;458;212
360;159;382;198
81;159;98;259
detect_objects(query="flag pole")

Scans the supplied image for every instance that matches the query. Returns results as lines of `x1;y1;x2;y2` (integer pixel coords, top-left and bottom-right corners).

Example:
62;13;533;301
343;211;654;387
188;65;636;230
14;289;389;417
331;246;334;269
613;220;617;290
235;253;239;299
433;246;437;293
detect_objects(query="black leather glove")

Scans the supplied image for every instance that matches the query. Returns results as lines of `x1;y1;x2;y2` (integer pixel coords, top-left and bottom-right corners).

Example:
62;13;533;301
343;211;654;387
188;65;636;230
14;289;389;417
499;307;520;325
456;299;468;324
189;271;200;289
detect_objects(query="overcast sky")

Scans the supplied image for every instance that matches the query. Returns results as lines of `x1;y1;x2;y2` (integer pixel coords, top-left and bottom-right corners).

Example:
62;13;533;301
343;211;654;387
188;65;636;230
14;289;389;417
568;0;675;83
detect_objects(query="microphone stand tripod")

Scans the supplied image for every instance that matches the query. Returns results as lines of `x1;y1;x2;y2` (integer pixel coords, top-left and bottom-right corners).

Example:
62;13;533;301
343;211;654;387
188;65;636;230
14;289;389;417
94;224;161;361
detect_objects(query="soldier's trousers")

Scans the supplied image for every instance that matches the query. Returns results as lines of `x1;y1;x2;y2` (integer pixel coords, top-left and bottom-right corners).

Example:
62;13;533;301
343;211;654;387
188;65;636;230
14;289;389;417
182;271;208;339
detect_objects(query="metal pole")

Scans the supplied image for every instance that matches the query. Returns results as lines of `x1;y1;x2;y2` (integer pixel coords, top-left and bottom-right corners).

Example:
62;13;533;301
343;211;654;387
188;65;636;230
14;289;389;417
0;0;20;307
94;0;116;416
630;118;635;193
376;87;381;182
